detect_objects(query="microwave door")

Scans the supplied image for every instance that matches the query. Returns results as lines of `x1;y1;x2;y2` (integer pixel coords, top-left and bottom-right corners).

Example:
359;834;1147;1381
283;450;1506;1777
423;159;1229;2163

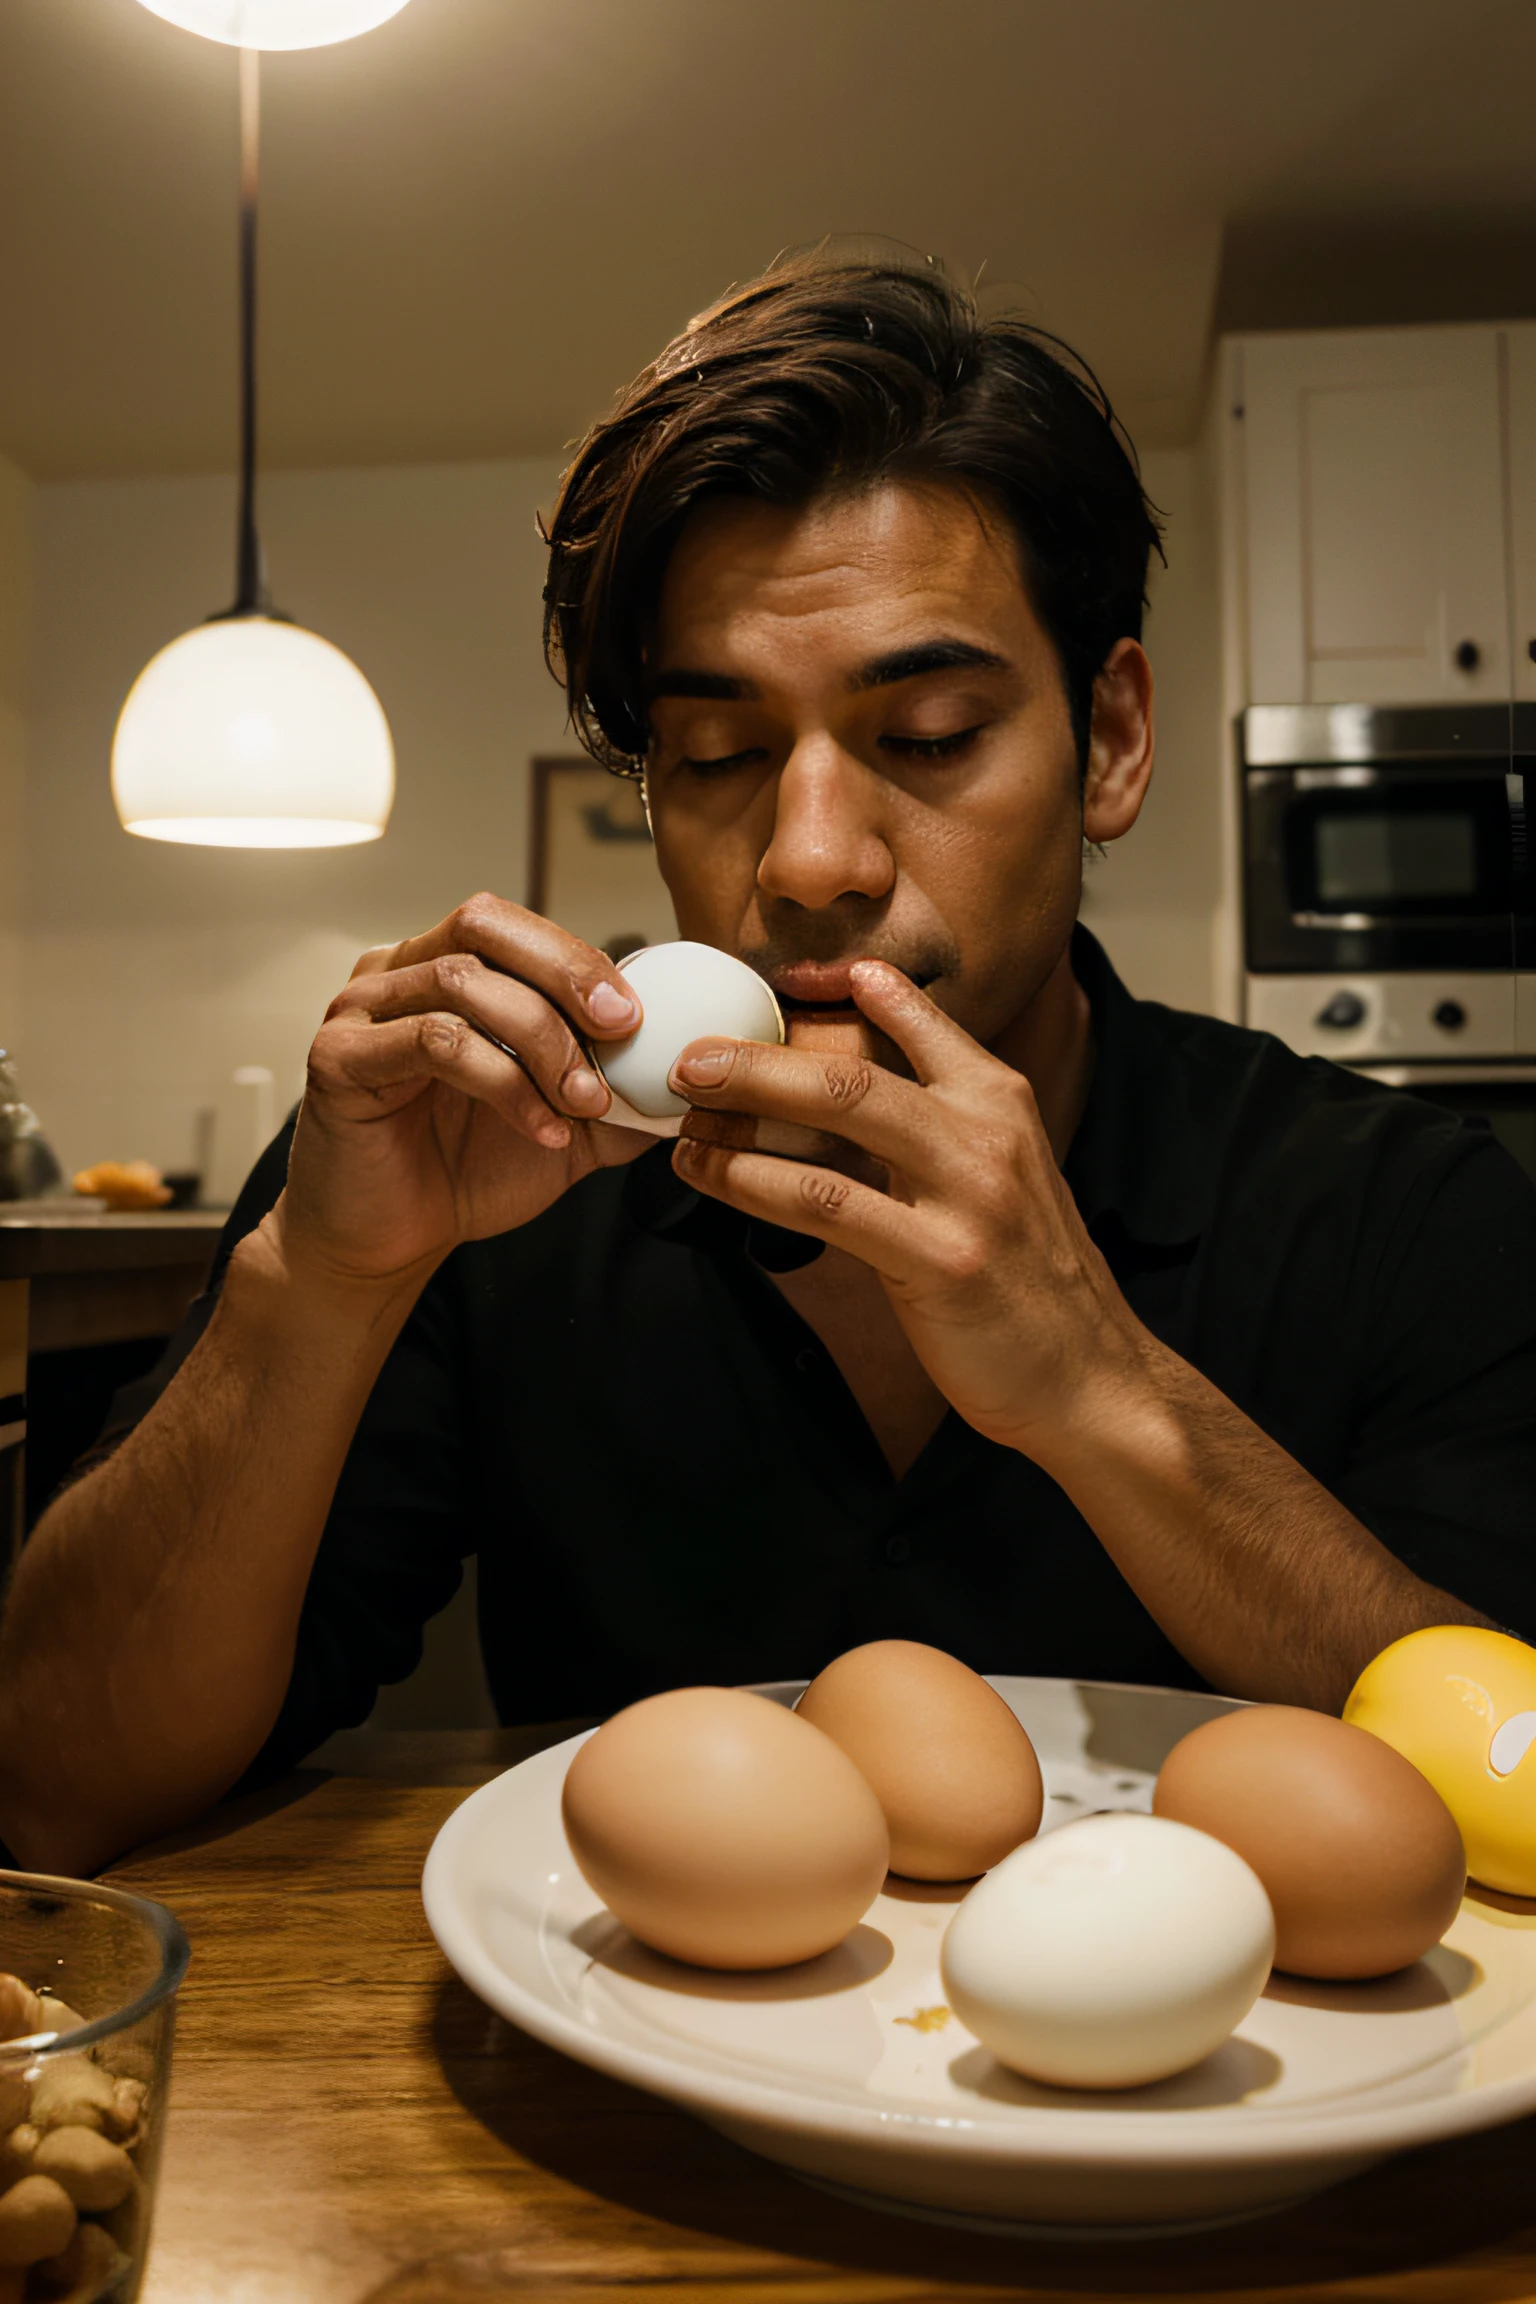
1245;765;1514;973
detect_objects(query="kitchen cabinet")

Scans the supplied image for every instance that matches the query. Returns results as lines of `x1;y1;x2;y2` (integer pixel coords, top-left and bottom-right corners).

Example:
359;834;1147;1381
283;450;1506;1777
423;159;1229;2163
1507;322;1536;704
1239;326;1510;706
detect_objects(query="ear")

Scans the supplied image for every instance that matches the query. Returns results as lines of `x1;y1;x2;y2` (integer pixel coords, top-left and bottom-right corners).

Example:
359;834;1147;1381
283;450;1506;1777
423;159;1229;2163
1082;639;1154;844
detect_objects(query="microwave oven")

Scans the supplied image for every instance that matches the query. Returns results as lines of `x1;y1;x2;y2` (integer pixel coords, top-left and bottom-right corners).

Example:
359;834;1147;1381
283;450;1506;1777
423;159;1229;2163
1241;706;1536;1179
1242;703;1531;977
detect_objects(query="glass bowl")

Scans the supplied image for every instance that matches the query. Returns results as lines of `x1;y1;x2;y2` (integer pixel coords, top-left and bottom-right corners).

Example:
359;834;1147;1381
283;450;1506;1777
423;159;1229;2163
0;1872;189;2302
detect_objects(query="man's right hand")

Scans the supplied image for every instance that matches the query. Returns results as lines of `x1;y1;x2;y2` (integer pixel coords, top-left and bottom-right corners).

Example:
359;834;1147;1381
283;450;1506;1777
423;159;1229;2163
270;894;654;1287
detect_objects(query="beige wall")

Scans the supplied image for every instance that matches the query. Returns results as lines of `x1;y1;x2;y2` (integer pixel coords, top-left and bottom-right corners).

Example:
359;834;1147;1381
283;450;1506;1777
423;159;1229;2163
0;456;31;1052
16;444;1225;1187
21;457;566;1182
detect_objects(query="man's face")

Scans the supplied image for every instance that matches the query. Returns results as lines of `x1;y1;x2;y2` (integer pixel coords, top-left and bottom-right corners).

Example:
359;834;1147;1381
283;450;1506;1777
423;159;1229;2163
643;480;1097;1056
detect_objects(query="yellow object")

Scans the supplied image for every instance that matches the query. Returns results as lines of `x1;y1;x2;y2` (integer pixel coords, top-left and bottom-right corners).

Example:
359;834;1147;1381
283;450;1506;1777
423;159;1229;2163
1345;1626;1536;1898
71;1161;172;1212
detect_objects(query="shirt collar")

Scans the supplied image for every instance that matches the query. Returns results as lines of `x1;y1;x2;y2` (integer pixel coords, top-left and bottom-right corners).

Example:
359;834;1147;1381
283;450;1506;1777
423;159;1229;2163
623;923;1215;1257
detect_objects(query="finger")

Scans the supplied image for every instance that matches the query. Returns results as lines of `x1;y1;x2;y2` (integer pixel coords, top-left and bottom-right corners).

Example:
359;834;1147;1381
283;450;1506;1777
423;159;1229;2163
347;941;394;983
327;954;610;1121
848;960;993;1088
671;1133;922;1281
669;1035;940;1173
354;894;643;1040
309;1010;572;1151
680;1108;893;1190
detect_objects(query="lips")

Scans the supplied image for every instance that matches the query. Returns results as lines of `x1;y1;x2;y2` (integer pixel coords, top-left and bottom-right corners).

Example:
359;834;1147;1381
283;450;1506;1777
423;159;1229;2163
768;958;934;1010
771;961;862;1009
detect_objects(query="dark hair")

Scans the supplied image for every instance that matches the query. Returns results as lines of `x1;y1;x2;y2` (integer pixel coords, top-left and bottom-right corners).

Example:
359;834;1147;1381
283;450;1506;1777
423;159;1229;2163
543;252;1163;776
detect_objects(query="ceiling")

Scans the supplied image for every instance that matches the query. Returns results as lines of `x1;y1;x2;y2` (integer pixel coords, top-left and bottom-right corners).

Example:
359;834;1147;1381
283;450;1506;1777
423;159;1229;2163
3;0;1535;481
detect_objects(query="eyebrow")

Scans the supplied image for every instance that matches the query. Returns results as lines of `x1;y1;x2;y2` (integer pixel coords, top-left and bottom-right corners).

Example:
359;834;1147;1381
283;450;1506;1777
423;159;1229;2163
648;669;752;701
849;638;1010;690
648;637;1010;703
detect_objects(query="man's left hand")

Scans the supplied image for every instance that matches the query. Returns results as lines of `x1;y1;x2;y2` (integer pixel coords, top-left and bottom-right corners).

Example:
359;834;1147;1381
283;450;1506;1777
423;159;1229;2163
669;959;1150;1457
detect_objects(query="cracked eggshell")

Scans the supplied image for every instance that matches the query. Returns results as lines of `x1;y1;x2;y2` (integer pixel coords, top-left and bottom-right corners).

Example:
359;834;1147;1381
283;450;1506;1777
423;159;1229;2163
592;942;784;1126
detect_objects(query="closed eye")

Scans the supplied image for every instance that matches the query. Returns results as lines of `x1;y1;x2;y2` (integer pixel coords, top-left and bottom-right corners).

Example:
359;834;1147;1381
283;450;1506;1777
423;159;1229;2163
879;725;986;760
679;747;769;776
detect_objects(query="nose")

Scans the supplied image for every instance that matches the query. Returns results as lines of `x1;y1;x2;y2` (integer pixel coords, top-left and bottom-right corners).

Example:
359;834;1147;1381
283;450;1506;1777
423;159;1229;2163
756;737;895;912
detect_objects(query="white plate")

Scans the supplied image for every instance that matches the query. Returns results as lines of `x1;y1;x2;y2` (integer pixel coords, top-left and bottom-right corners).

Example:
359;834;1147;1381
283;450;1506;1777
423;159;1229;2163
421;1677;1536;2232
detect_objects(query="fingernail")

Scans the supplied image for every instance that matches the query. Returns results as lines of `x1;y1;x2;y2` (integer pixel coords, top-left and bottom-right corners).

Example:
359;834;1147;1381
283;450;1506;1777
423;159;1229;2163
561;1065;608;1114
673;1135;701;1165
538;1118;571;1149
588;981;639;1027
673;1046;733;1087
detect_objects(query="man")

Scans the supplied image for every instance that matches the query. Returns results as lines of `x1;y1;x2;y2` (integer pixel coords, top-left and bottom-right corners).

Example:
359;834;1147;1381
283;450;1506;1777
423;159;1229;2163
2;258;1532;1878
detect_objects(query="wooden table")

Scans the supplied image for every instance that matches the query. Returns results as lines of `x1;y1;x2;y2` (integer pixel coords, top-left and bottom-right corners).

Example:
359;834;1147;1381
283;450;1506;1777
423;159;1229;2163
104;1729;1536;2304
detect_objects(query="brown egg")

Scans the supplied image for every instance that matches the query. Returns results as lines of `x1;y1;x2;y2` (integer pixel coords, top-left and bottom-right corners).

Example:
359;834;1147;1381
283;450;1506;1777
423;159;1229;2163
797;1640;1043;1881
1153;1705;1466;1979
560;1686;890;1970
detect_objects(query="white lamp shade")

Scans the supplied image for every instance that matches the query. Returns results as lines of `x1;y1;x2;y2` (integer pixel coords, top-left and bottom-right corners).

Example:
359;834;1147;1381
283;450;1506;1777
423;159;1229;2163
133;0;411;48
111;615;395;848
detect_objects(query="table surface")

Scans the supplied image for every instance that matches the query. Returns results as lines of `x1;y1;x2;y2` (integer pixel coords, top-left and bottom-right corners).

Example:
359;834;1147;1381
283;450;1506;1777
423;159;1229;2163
107;1728;1536;2304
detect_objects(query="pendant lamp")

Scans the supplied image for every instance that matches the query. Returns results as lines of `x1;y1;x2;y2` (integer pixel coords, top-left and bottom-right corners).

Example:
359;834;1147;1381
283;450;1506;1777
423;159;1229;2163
112;46;395;849
133;2;411;51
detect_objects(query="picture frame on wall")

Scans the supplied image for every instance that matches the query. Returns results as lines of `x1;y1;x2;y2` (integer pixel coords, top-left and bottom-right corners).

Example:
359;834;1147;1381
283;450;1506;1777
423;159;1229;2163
527;756;677;960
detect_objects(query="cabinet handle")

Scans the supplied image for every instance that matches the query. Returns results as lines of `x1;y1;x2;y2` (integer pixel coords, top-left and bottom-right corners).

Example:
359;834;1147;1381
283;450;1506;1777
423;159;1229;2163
1528;639;1536;665
1454;639;1481;672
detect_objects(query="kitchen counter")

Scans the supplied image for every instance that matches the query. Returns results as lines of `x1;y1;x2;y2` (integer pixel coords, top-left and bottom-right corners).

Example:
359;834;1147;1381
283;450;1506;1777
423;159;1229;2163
0;1208;226;1285
1;1211;227;1555
0;1208;226;1353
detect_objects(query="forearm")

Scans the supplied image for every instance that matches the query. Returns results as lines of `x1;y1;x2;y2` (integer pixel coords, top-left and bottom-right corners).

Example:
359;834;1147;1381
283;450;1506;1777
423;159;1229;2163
0;1218;433;1876
1028;1335;1494;1711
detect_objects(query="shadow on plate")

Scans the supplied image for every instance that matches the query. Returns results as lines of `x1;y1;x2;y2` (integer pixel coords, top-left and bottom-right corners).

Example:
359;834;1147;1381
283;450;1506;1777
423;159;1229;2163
1263;1945;1478;2013
427;1969;1536;2299
948;2035;1283;2112
878;1874;969;1905
1467;1882;1536;1922
571;1913;894;1998
1078;1683;1241;1775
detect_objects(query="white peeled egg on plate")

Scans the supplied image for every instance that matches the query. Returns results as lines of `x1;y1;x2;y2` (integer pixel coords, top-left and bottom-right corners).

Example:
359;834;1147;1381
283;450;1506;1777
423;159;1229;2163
939;1811;1275;2091
593;941;785;1130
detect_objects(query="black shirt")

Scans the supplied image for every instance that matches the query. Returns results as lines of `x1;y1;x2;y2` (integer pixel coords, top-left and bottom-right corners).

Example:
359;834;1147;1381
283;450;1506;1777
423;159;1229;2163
110;928;1536;1777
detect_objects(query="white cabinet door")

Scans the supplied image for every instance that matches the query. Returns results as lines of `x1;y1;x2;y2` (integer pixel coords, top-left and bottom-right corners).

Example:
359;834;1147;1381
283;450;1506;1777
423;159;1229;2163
1241;328;1508;705
1506;323;1536;704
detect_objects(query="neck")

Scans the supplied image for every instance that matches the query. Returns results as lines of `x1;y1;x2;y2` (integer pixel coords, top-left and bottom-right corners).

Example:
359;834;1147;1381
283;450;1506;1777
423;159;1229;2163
986;934;1095;1163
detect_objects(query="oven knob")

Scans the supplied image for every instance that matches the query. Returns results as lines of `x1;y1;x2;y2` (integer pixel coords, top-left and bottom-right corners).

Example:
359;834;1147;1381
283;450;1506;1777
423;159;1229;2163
1316;991;1367;1030
1432;999;1468;1032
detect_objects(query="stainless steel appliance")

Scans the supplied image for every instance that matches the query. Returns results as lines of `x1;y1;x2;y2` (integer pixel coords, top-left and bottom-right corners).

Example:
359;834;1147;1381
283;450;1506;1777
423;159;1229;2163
1242;703;1536;1185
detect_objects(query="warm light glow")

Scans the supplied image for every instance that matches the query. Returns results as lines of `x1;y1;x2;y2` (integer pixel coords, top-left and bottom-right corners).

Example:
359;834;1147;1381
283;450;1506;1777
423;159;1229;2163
112;617;394;850
133;0;412;48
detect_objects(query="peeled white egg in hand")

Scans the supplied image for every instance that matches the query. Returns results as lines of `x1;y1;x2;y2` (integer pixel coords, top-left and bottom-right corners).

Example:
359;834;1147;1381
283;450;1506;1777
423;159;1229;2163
593;941;785;1131
939;1811;1275;2091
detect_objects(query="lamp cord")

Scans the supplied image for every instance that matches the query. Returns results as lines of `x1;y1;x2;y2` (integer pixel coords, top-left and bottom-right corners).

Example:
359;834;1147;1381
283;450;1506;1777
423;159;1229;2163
231;44;269;616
